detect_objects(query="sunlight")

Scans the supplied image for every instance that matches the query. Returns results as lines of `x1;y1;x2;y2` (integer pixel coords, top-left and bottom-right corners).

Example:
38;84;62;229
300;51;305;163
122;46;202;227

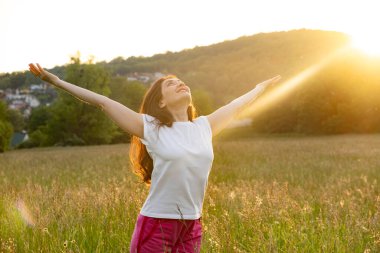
349;32;380;56
236;45;350;120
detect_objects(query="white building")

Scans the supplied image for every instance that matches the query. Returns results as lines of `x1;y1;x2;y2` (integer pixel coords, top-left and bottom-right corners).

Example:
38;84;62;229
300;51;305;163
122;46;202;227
25;95;40;108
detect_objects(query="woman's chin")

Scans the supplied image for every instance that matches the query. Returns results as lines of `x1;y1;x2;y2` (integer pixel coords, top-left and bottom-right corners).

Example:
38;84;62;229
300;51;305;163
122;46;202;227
174;96;192;107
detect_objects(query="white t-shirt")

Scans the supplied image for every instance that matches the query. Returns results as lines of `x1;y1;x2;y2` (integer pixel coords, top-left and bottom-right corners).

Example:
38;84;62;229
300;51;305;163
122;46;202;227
139;113;214;219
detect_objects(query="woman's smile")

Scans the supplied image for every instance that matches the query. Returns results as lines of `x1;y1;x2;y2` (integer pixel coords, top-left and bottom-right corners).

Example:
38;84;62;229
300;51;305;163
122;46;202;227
176;86;190;93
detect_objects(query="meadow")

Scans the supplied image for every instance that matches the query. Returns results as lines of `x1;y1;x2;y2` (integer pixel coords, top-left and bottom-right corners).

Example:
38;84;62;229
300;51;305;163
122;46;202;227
0;134;379;252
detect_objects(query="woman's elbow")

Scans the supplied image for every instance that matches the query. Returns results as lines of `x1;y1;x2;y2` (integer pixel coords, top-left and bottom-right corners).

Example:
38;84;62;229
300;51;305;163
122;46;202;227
97;95;109;110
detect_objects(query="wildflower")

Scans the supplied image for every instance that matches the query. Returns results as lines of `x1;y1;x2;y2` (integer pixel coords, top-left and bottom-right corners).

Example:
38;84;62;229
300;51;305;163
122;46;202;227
339;200;344;208
229;191;236;200
209;197;216;208
356;189;364;198
302;204;311;214
63;240;68;248
208;238;219;248
255;195;263;207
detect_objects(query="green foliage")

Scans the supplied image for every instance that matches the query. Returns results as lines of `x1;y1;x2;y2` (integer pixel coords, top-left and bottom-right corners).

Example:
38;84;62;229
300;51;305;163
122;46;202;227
17;107;52;148
45;58;117;146
109;77;147;111
0;71;27;89
0;101;13;152
27;106;51;133
23;126;50;148
108;77;148;143
25;57;119;147
0;121;13;152
6;109;25;132
0;73;11;89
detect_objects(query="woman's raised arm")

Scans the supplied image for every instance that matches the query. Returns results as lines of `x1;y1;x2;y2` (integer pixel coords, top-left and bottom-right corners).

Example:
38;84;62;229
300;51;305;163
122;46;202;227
28;63;143;138
206;75;281;136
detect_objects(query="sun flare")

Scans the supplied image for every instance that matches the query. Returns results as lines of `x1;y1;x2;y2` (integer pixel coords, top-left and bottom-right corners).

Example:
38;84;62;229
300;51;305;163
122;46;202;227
350;32;380;56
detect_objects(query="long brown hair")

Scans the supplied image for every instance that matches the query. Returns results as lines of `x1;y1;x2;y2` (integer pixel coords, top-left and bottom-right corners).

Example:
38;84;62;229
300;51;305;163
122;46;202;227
129;75;197;185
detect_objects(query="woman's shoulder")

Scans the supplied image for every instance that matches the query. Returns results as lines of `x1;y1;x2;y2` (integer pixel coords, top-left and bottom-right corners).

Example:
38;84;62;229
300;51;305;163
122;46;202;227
194;115;209;123
194;115;212;134
142;113;161;122
141;114;161;129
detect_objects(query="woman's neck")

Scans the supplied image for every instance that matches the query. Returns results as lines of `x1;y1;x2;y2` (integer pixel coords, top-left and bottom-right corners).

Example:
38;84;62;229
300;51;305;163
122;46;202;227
168;107;189;122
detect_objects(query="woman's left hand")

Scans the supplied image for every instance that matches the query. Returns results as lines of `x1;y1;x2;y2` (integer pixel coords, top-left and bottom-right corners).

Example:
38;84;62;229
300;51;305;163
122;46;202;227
29;63;60;84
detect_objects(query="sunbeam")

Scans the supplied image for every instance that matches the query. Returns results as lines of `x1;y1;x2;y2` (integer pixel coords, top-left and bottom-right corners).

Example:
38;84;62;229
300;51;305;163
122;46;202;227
236;45;351;121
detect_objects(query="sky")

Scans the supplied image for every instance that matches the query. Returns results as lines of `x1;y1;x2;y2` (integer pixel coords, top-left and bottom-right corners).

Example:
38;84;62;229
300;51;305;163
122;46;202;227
1;0;379;74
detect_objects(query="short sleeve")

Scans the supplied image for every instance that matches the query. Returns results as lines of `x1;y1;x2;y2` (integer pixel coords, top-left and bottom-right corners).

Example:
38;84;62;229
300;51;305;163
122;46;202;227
197;115;213;139
140;114;158;146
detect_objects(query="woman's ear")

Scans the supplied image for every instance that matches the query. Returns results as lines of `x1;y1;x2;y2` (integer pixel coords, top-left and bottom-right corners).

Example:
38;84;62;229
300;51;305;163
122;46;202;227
159;99;166;108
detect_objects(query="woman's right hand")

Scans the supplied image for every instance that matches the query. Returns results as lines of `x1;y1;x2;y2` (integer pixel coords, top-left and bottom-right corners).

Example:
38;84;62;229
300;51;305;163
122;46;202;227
29;63;60;84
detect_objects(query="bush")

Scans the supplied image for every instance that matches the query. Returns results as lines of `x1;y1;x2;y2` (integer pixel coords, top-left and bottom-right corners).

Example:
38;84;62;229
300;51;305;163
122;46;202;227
0;120;13;152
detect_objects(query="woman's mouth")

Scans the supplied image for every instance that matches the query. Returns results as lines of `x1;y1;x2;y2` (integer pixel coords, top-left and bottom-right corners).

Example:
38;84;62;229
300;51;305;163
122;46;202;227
176;88;189;93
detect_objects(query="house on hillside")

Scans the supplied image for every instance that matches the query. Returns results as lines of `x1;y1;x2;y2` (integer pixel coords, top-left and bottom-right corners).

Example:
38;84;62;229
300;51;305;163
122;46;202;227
30;84;46;93
9;100;27;110
126;72;166;83
10;131;29;148
5;87;41;117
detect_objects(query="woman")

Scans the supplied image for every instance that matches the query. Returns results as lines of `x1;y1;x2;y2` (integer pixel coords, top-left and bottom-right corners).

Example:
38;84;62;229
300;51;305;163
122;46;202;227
28;63;281;252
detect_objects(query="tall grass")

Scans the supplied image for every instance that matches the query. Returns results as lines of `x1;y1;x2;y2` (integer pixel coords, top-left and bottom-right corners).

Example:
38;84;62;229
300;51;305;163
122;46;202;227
0;134;379;252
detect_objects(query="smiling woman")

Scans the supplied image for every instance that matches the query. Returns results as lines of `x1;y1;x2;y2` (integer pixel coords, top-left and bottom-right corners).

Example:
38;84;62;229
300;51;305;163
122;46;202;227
28;62;281;253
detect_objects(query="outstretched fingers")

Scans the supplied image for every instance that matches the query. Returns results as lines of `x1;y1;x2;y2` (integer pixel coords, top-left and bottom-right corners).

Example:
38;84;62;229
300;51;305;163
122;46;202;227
36;63;44;73
29;63;40;77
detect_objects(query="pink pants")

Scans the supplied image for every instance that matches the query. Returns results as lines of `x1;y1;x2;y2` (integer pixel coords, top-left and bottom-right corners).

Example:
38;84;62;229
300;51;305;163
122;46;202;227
130;214;202;253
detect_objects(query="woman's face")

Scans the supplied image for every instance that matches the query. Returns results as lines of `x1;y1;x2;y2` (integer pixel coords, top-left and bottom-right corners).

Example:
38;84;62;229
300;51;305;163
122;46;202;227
159;78;192;109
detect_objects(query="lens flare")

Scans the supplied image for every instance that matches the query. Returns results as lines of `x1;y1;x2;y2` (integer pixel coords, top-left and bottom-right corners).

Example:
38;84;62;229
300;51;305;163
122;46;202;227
15;199;35;227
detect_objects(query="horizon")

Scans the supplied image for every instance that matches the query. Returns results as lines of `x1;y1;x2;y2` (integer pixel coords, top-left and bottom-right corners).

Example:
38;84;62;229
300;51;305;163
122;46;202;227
1;0;379;74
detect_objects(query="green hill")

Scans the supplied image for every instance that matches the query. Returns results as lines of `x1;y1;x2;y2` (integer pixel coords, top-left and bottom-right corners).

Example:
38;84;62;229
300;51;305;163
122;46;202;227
0;29;351;107
106;29;350;105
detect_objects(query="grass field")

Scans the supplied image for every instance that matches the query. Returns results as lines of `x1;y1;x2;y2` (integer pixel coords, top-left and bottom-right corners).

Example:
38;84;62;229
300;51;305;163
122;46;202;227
0;134;379;252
